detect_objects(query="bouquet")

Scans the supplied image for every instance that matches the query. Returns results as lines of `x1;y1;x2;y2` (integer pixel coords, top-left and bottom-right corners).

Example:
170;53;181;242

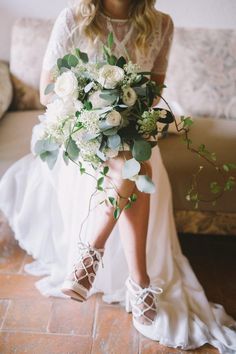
34;33;235;217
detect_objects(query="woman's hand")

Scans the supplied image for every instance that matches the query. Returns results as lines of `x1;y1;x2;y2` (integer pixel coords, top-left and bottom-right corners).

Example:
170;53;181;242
151;73;165;107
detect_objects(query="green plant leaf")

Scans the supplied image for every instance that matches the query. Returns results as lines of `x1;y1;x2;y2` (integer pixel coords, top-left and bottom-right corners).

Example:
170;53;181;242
114;207;121;219
108;32;114;49
97;176;104;191
108;197;116;206
68;54;79;67
76;49;89;63
130;193;138;202
107;134;121;149
44;83;55;95
40;150;59;169
122;158;141;179
66;139;80;160
116;56;126;68
103;166;109;175
210;182;221;194
135;175;156;194
132;140;151;161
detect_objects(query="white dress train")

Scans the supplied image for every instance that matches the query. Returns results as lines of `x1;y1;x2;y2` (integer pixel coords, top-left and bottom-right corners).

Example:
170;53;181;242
0;6;236;353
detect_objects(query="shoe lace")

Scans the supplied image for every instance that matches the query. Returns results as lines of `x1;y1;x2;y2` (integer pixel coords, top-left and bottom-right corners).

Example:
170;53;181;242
77;241;105;269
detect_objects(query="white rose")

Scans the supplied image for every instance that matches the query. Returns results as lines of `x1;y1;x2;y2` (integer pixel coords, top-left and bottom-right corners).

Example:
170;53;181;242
54;71;78;99
106;110;122;127
98;64;124;89
89;90;109;109
122;87;137;106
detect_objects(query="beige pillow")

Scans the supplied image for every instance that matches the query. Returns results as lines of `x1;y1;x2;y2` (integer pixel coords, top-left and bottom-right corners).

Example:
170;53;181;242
10;17;53;111
0;61;13;119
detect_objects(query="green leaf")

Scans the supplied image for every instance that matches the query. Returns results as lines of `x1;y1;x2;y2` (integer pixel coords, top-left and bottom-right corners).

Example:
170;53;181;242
103;166;109;175
224;177;235;191
57;58;63;69
130;193;137;202
63;151;69;165
68;54;79;67
124;201;132;210
132;140;152;162
122;158;141;179
107;134;121;149
40;150;59;169
84;101;93;110
116;56;126;68
108;32;114;49
97;176;104;191
66;139;80;160
181;116;194;128
223;163;236;172
76;49;89;63
114;207;121;220
108;197;116;206
44;83;55;95
34;139;59;155
210;182;222;194
135;175;156;194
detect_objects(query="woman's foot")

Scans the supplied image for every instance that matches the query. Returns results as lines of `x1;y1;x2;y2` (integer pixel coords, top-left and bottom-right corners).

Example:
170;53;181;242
61;242;105;302
125;276;163;340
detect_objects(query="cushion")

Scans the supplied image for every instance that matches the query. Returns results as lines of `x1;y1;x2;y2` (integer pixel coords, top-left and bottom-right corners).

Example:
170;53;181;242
10;18;53;110
0;61;13;119
0;110;41;176
164;28;236;120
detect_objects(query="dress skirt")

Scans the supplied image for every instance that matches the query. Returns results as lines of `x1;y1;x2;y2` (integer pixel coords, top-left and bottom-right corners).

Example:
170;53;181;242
0;140;236;353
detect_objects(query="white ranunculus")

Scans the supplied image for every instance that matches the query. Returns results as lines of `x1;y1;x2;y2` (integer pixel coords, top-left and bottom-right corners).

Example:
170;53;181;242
89;90;109;109
106;110;122;127
45;98;75;122
122;87;137;106
54;71;78;99
98;64;125;89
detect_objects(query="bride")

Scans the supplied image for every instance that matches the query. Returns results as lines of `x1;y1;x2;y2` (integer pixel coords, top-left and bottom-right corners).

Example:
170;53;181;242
1;0;236;352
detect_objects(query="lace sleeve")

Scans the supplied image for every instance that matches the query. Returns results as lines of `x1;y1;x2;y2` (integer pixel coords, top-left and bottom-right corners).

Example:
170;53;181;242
42;7;76;71
152;14;174;75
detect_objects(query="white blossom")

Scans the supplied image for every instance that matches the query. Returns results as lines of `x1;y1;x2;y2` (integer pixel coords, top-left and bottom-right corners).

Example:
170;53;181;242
106;110;122;127
97;64;124;89
54;71;78;99
122;87;137;106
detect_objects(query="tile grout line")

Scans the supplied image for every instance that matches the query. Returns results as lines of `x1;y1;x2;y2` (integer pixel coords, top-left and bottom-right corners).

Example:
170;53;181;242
0;299;11;330
90;295;100;354
46;299;54;333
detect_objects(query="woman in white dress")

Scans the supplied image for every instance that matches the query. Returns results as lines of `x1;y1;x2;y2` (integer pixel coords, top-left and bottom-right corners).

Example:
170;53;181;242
1;0;236;352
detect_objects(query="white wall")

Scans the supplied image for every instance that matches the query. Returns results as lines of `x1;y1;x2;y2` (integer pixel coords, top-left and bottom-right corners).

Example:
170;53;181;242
1;0;236;61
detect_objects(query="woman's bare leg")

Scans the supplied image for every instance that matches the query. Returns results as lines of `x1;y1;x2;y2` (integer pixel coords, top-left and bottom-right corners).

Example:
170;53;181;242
117;163;152;288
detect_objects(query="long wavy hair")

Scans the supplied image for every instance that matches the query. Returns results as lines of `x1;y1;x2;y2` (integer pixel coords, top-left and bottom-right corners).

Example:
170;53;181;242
71;0;157;52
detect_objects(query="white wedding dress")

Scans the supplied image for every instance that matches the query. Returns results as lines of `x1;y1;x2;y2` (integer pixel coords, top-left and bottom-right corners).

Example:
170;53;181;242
0;7;236;353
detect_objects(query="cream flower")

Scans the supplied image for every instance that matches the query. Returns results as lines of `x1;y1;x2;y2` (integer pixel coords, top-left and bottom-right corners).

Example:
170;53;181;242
106;110;122;127
54;71;78;99
159;109;167;118
89;90;109;109
45;98;75;122
98;64;124;89
122;87;137;106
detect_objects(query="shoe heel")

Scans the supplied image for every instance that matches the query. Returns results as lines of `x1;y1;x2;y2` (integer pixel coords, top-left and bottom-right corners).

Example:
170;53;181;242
125;291;132;313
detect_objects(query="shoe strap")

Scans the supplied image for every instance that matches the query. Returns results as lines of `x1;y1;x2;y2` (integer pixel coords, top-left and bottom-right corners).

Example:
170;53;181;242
77;241;105;268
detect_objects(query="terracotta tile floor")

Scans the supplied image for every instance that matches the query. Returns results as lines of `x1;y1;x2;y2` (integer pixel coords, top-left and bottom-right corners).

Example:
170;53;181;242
0;224;235;354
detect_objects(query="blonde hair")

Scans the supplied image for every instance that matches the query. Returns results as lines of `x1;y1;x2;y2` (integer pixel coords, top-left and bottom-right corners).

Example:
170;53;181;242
72;0;157;52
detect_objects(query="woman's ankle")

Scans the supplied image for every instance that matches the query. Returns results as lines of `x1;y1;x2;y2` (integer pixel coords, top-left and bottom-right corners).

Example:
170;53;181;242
130;274;150;288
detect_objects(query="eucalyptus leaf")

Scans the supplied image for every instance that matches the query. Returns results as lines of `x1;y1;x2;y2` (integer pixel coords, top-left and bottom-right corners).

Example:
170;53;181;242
122;158;141;179
68;54;79;67
44;83;55;95
66;139;80;160
132;140;151;161
107;134;121;149
116;56;127;68
40;150;59;170
135;175;156;194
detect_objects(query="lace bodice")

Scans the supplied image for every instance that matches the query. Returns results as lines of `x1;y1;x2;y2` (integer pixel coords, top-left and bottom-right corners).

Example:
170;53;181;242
42;7;174;74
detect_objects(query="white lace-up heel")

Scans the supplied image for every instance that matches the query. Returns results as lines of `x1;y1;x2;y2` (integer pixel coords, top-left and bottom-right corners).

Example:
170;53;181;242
61;242;104;302
125;276;163;340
